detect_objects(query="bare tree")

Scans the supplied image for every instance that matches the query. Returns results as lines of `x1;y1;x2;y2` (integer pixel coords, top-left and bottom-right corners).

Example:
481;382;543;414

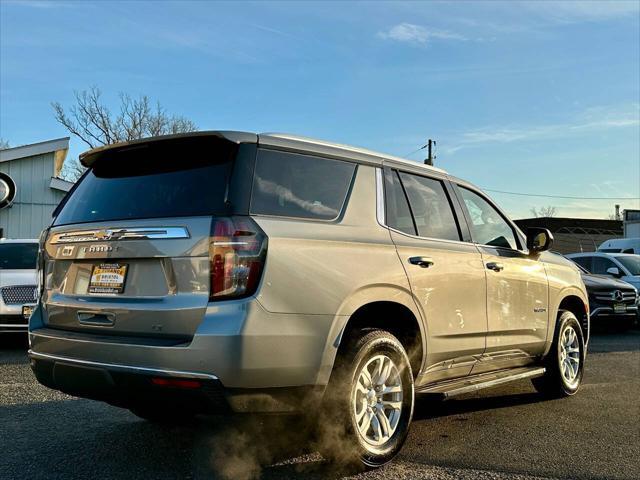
530;206;557;218
52;87;197;180
0;139;9;150
53;87;197;149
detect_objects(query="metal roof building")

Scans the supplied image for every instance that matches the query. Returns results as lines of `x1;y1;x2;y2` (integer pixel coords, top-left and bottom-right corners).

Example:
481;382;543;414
0;137;74;239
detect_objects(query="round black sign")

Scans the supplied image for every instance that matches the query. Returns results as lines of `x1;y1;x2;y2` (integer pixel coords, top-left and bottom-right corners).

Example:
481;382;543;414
0;172;17;209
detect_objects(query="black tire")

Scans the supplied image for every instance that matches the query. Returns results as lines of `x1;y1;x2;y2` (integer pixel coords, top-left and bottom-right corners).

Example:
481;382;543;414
532;311;585;397
318;329;414;468
129;404;195;425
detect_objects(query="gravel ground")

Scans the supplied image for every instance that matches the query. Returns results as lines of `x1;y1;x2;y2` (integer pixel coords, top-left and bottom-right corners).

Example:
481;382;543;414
1;330;638;480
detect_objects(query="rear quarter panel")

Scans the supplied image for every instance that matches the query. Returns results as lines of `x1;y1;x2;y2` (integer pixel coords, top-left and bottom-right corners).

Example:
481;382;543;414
252;165;423;383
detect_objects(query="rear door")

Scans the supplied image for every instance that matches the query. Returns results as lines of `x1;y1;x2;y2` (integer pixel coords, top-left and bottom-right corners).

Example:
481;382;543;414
41;136;254;340
383;167;487;384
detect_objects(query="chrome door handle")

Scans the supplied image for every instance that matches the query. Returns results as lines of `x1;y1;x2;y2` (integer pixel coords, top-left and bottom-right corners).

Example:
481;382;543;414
409;257;434;268
486;262;504;272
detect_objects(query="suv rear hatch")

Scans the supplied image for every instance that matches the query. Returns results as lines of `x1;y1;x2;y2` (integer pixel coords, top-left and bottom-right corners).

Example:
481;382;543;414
41;133;257;341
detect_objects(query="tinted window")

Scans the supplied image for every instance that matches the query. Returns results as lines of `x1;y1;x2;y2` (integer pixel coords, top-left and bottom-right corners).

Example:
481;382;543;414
54;137;236;225
384;170;416;235
399;173;460;241
459;187;518;249
572;256;592;271
615;255;640;275
592;256;618;275
0;243;38;269
251;150;355;220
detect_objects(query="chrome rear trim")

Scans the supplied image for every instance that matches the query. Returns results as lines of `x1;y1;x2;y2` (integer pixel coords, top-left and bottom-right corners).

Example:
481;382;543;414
50;227;190;244
375;167;385;226
28;350;218;380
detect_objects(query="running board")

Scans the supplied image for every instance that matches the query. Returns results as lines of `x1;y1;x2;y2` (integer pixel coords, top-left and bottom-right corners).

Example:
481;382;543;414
417;366;546;399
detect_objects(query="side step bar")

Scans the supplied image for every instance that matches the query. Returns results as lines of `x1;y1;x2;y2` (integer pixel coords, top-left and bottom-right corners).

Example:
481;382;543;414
417;366;546;399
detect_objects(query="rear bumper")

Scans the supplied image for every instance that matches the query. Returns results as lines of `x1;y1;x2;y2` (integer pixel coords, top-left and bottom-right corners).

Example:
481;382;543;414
29;351;321;413
28;299;335;412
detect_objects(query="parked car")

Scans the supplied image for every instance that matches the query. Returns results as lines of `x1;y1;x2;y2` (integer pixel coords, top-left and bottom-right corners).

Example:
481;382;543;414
29;132;590;467
0;239;39;333
570;261;638;330
598;238;640;254
566;252;640;292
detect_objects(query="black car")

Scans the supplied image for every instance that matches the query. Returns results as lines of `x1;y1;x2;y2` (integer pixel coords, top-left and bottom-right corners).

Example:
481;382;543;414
573;262;638;330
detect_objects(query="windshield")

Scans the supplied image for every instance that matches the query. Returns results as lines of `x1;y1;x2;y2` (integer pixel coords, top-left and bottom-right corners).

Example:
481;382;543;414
615;255;640;276
54;137;236;226
0;243;38;269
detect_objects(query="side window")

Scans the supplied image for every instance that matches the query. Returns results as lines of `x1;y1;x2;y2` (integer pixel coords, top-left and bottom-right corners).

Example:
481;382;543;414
384;170;416;236
572;256;592;271
592;257;617;275
459;187;518;250
251;149;356;220
398;172;461;241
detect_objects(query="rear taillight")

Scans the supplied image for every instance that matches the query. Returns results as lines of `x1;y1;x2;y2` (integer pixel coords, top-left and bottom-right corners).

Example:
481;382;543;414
209;216;267;301
36;228;49;301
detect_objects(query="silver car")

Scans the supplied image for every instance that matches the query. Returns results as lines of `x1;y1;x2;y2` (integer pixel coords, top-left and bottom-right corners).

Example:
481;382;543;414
30;132;589;467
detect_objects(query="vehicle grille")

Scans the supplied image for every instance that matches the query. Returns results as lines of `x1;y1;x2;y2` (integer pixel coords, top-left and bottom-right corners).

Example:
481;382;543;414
593;290;637;304
1;285;37;305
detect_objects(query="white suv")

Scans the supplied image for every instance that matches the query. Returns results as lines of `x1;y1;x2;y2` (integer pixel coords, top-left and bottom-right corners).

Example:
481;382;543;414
0;239;39;333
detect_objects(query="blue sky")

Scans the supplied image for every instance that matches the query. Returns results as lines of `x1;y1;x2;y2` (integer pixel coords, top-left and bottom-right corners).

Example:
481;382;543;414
1;0;639;219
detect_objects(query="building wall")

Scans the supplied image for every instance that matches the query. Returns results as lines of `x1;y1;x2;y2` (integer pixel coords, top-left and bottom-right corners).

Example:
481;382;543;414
0;152;67;239
624;210;640;238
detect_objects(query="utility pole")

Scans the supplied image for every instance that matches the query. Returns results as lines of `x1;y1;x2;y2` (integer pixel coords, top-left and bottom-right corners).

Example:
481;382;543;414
615;204;621;221
424;139;435;166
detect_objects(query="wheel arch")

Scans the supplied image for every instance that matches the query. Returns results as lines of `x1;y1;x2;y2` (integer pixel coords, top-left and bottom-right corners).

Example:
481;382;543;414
547;292;589;355
316;287;426;385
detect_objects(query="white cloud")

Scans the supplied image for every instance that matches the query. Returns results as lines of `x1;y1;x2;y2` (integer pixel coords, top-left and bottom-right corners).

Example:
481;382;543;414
521;0;640;23
444;103;640;154
377;23;467;46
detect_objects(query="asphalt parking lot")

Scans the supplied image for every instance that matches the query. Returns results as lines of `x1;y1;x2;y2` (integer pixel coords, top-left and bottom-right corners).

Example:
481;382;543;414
1;330;638;480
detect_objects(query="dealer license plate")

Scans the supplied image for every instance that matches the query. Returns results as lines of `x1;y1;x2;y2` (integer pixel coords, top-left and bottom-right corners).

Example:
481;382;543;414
613;303;627;314
88;263;128;294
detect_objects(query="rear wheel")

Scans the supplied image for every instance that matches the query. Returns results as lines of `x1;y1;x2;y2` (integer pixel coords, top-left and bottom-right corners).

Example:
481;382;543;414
532;311;585;397
318;329;414;468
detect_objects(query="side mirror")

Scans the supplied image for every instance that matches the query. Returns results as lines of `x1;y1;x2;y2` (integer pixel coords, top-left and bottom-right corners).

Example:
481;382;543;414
527;227;554;254
606;267;621;277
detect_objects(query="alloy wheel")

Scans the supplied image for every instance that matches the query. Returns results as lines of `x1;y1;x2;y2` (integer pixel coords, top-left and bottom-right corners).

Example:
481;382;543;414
559;324;581;388
351;354;403;447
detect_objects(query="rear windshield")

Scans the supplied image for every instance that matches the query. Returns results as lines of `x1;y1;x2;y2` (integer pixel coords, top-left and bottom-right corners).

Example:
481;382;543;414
0;243;38;269
616;255;640;275
54;137;236;226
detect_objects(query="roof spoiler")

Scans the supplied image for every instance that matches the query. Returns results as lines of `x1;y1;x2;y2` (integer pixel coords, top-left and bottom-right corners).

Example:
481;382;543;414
79;131;257;168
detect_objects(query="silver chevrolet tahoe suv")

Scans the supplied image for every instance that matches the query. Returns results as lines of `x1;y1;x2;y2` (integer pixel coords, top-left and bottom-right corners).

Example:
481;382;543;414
30;132;589;467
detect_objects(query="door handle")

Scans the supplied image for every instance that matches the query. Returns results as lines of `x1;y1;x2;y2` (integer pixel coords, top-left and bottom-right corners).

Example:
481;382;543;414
409;256;434;268
486;262;504;272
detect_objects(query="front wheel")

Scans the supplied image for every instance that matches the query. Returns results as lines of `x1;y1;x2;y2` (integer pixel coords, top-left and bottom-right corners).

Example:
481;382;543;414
319;329;414;468
532;311;585;397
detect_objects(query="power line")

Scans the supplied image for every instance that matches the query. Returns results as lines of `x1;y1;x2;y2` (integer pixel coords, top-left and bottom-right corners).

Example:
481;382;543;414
481;188;640;200
402;144;427;158
402;142;639;200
